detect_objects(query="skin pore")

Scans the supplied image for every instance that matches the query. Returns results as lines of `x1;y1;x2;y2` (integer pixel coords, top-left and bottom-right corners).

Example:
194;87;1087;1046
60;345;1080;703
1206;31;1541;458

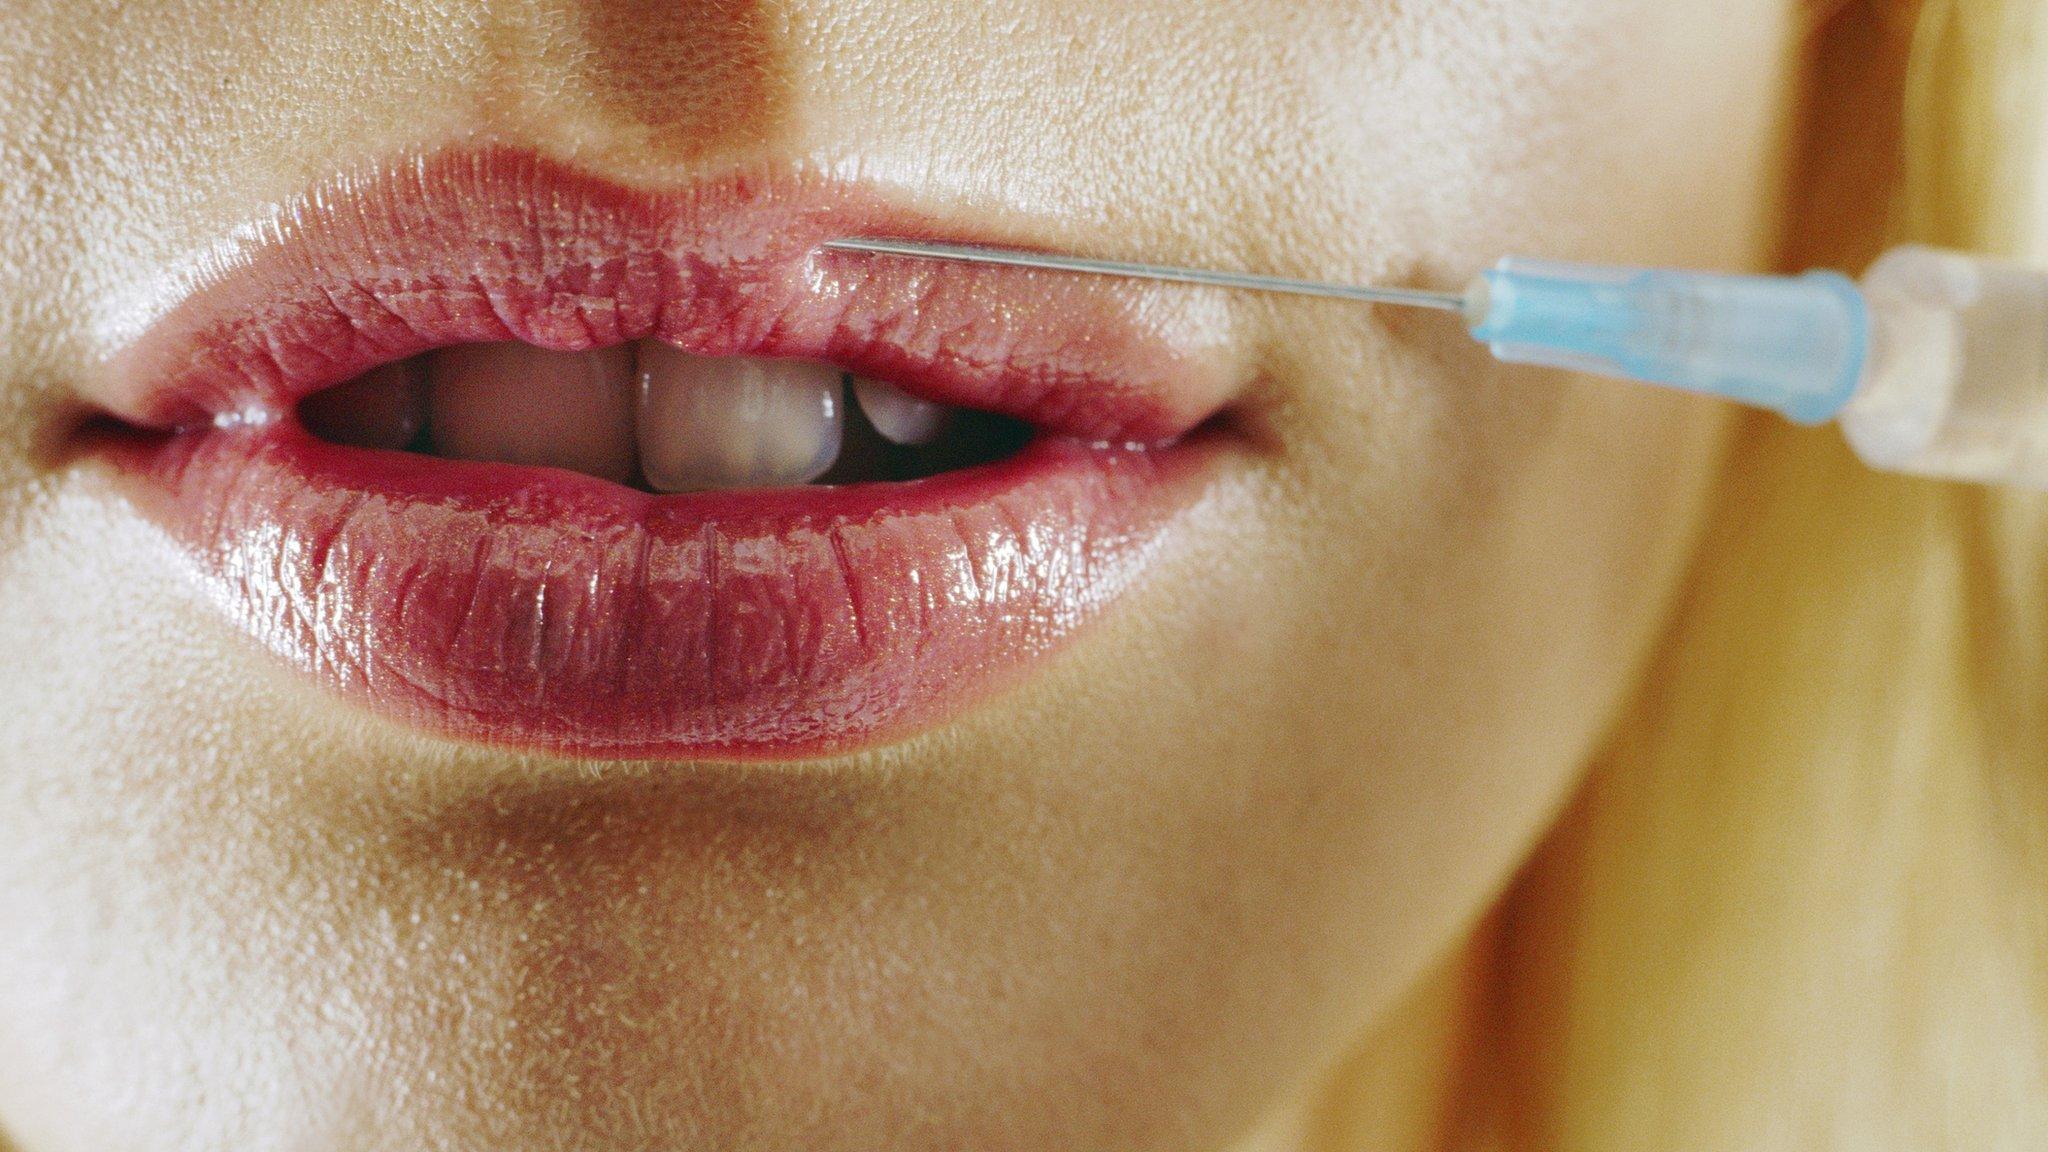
0;1;1800;1149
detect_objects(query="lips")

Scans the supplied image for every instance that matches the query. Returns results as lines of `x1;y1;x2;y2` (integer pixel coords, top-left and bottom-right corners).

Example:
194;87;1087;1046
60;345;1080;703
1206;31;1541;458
81;146;1244;759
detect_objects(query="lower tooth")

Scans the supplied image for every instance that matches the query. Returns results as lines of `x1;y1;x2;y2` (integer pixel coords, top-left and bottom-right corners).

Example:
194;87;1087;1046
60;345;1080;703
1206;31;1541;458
636;344;844;493
300;361;425;450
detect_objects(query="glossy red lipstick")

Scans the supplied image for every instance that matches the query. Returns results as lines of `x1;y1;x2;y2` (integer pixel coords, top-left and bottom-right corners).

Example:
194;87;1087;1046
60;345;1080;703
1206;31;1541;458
86;147;1243;759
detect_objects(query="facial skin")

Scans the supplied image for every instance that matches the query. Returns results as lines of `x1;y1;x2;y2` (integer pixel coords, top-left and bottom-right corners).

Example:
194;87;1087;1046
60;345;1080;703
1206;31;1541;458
0;2;1799;1149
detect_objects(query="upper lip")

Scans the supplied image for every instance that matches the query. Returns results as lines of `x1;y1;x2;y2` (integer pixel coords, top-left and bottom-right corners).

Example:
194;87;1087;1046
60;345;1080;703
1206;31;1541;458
80;144;1246;445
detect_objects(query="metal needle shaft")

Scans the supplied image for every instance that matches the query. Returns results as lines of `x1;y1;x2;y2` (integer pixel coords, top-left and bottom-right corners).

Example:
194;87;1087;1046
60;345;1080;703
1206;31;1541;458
820;237;1469;313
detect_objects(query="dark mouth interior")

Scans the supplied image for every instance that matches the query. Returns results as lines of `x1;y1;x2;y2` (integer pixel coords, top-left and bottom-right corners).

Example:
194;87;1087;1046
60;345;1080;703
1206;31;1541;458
816;393;1034;485
295;347;1036;492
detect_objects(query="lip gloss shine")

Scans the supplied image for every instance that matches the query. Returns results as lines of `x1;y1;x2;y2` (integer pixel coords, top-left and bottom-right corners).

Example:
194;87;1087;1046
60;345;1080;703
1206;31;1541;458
86;147;1242;760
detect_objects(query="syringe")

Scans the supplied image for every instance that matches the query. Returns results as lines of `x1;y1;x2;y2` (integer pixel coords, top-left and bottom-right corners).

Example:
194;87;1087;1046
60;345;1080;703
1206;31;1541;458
823;238;2048;489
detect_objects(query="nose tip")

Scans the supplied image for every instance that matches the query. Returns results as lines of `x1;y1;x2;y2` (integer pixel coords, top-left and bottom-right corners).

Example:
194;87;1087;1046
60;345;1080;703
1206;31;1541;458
483;0;792;161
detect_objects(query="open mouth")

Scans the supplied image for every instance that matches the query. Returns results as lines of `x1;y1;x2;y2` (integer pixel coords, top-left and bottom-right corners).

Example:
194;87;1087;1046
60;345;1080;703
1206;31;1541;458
79;146;1245;761
296;343;1034;492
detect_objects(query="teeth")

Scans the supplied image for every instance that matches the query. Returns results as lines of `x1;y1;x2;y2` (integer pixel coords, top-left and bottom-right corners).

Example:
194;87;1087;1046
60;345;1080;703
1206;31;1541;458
299;361;425;450
635;343;843;493
852;376;947;446
426;342;636;484
307;342;954;491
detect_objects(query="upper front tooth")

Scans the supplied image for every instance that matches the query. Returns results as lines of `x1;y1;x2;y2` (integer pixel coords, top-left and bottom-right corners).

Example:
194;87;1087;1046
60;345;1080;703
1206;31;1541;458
636;344;843;493
852;376;947;446
426;342;636;483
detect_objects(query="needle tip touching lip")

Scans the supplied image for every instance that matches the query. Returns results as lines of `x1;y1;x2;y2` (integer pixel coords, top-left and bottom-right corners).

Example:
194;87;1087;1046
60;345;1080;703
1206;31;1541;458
818;237;1471;313
80;147;1253;446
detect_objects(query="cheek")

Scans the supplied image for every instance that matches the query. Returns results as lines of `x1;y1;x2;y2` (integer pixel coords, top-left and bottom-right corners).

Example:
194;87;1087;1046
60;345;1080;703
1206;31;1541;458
1244;0;1792;762
1134;0;1791;1044
1122;319;1737;1020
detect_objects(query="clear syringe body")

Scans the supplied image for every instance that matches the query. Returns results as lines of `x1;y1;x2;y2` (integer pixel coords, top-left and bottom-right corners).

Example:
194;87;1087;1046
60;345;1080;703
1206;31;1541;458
1837;247;2048;485
1465;246;2048;488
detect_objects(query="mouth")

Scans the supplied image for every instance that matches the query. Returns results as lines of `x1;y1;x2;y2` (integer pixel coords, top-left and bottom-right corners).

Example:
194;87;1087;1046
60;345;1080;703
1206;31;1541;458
78;145;1247;760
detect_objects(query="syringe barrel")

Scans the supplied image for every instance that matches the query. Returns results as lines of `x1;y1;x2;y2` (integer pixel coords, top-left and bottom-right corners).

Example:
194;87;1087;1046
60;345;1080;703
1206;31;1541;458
1838;246;2048;486
1468;258;1870;425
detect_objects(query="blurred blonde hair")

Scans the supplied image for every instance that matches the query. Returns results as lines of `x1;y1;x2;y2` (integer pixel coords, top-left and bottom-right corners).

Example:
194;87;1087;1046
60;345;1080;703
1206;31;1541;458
1490;1;2048;1147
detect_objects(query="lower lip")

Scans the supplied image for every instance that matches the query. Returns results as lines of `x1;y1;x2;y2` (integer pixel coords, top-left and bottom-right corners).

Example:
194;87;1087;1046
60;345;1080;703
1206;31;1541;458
105;421;1221;760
